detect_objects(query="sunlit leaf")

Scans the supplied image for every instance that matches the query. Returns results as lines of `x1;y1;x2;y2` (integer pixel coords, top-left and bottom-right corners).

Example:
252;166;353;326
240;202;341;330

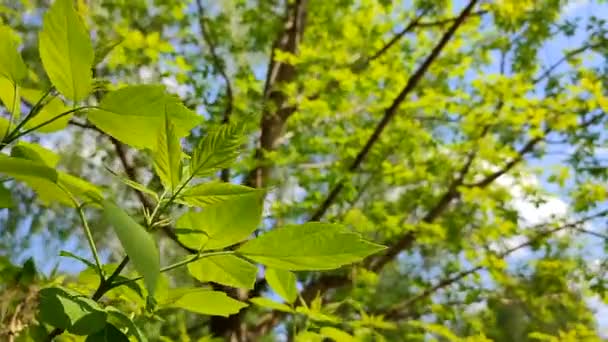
39;0;94;101
249;297;293;313
87;85;201;149
0;24;27;84
187;254;257;289
177;181;261;207
265;268;297;304
161;288;248;317
238;223;385;270
102;200;160;297
153;112;182;192
176;192;263;250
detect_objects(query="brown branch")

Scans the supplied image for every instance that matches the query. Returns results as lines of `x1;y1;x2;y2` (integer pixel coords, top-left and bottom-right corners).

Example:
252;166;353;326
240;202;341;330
310;0;481;221
383;210;608;319
195;0;233;182
244;0;308;189
365;9;487;65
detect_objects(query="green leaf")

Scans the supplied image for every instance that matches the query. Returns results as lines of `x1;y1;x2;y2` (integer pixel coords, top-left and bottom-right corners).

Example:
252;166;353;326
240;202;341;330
0;25;27;84
105;306;147;342
295;306;339;323
59;250;96;270
237;223;386;270
187;254;257;289
11;141;60;167
0;117;9;141
295;331;324;342
190;122;243;177
161;288;248;317
249;297;293;313
39;0;94;101
320;327;355;341
37;287;107;335
106;167;159;201
10;143;103;205
177;181;261;207
21;87;71;133
94;36;124;66
0;183;14;208
0;77;20;118
265;268;297;304
176;192;263;250
102;200;160;297
154;112;182;192
0;154;57;182
85;324;129;342
87;85;201;149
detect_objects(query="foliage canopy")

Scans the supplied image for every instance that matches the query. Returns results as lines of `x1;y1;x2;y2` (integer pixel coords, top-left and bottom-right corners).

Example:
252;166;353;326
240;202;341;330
1;0;608;341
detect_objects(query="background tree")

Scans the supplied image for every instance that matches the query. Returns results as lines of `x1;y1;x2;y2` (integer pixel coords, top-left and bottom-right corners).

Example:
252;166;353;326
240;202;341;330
1;0;608;341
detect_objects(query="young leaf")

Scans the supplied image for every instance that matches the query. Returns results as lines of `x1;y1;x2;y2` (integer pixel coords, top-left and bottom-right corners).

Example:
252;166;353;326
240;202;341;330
85;324;129;342
265;268;297;304
153;112;182;192
0;184;14;208
38;287;107;335
59;250;96;270
102;200;160;297
0;154;57;182
94;36;124;66
0;117;9;141
249;297;293;313
177;181;261;207
11;141;60;167
0;77;20;118
0;25;27;84
161;288;248;317
10;143;103;205
87;85;201;149
176;192;263;250
320;327;355;341
39;0;94;101
105;167;159;201
190;122;243;177
237;223;386;270
187;254;257;289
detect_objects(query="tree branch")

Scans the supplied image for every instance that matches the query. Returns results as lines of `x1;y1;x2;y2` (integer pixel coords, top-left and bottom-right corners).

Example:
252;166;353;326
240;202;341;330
383;210;608;320
310;0;480;221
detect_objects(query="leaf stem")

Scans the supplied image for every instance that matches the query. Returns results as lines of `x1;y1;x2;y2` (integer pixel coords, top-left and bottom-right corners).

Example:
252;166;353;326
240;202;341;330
57;184;104;279
7;87;55;140
111;250;234;287
7;106;95;143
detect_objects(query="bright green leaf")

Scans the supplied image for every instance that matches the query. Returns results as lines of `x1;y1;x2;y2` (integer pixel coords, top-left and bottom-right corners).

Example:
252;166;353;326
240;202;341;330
154;112;182;192
102;200;160;297
11;141;60;167
177;181;261;207
320;327;355;341
39;0;94;101
295;331;324;342
59;250;96;270
37;287;107;335
0;183;13;208
162;288;248;317
85;323;129;342
87;85;201;149
0;25;27;84
237;223;385;270
190;122;243;177
265;268;298;304
0;117;8;141
0;153;57;182
249;297;293;313
176;192;263;250
0;77;20;118
187;254;257;289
